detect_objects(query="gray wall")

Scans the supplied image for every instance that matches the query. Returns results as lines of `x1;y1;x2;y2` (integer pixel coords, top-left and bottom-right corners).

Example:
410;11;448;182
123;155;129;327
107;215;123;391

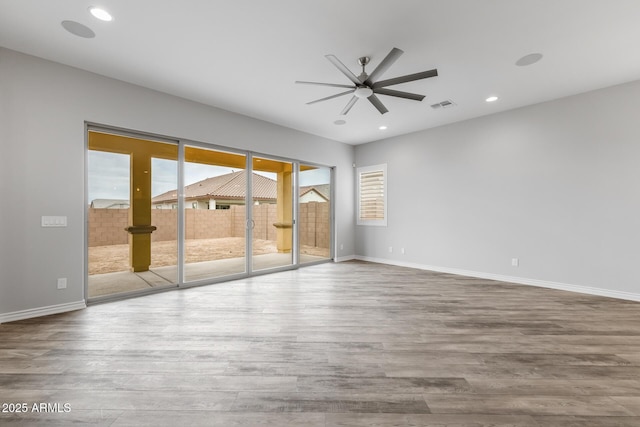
355;79;640;299
0;48;355;318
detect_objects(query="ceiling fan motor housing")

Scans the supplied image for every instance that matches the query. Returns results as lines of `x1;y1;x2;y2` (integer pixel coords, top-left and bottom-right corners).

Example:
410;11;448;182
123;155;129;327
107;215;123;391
354;86;373;98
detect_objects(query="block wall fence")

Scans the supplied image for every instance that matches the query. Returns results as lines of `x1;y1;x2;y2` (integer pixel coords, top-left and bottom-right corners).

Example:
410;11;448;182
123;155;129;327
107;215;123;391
88;202;330;249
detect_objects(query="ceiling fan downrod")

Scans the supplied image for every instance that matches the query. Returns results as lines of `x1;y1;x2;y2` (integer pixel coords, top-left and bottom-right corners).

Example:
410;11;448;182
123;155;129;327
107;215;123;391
358;56;370;81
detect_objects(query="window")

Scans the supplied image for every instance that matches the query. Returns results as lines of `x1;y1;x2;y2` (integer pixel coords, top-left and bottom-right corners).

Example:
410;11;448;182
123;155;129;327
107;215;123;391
357;164;387;226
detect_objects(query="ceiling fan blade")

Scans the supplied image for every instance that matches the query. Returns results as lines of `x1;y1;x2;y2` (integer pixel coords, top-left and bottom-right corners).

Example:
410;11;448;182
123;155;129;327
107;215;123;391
367;94;389;114
325;54;362;85
365;47;403;86
373;88;425;101
295;81;355;89
340;96;358;115
306;90;355;105
372;69;438;88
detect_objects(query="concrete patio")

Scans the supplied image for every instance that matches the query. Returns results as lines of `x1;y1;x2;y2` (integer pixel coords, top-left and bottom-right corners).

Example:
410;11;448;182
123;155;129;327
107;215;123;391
88;253;328;298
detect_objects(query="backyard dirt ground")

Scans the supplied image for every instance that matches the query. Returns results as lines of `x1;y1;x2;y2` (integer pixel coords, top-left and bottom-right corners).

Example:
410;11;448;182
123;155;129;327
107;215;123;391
89;237;329;274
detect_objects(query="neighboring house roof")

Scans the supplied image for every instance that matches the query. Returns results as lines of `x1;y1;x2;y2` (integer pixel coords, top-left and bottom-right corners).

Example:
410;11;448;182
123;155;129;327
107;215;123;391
91;199;130;208
152;171;276;204
300;184;330;201
152;171;331;204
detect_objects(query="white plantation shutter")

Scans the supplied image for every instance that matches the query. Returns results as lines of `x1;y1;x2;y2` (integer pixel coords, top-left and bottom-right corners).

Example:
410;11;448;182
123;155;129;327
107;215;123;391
357;164;387;226
359;170;384;219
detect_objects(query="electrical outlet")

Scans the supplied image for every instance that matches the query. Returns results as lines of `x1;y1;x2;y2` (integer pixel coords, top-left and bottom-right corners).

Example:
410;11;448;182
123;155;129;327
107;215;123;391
57;278;67;289
401;248;405;254
340;243;344;251
511;258;519;267
388;246;393;253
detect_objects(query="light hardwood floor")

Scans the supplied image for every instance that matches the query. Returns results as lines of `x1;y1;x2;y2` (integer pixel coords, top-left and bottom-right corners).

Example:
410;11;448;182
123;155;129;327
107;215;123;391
2;260;640;426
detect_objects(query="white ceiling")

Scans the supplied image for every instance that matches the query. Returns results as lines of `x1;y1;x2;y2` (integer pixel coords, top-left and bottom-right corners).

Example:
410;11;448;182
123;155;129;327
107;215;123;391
2;1;640;145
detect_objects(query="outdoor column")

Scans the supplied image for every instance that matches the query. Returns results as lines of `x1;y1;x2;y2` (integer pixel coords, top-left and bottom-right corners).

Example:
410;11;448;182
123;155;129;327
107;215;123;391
274;169;292;253
126;152;156;272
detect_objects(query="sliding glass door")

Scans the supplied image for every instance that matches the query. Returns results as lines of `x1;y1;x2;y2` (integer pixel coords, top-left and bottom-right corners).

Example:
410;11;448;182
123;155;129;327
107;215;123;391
181;145;248;282
87;128;333;301
87;130;178;299
299;164;332;264
251;156;294;272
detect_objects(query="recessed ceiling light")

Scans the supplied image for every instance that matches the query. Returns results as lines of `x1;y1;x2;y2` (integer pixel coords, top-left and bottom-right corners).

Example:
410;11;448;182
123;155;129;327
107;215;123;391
485;96;498;103
516;53;543;67
334;119;346;125
89;7;113;21
379;126;388;130
61;20;95;38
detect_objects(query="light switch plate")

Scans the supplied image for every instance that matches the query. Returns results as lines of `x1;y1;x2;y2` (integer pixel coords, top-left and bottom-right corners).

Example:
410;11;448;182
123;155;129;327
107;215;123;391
42;216;67;227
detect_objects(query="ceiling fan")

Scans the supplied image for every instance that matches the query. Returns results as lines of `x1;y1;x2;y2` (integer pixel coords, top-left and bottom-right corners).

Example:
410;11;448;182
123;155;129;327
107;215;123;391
296;47;438;115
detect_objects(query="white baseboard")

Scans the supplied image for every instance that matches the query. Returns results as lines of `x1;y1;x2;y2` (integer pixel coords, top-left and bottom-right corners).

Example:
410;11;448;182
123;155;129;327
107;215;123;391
355;256;640;303
335;255;356;262
0;300;86;324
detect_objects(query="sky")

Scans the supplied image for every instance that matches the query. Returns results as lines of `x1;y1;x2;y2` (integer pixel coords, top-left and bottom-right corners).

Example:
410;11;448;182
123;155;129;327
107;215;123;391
88;150;330;202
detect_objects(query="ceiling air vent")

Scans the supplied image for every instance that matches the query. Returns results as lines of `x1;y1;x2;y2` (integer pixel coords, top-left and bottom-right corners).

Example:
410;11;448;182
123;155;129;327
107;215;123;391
431;100;456;109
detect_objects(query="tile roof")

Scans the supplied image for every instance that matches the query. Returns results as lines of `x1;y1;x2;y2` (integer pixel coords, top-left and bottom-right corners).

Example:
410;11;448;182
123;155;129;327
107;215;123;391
90;199;130;208
152;171;331;204
300;184;330;201
152;171;276;203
